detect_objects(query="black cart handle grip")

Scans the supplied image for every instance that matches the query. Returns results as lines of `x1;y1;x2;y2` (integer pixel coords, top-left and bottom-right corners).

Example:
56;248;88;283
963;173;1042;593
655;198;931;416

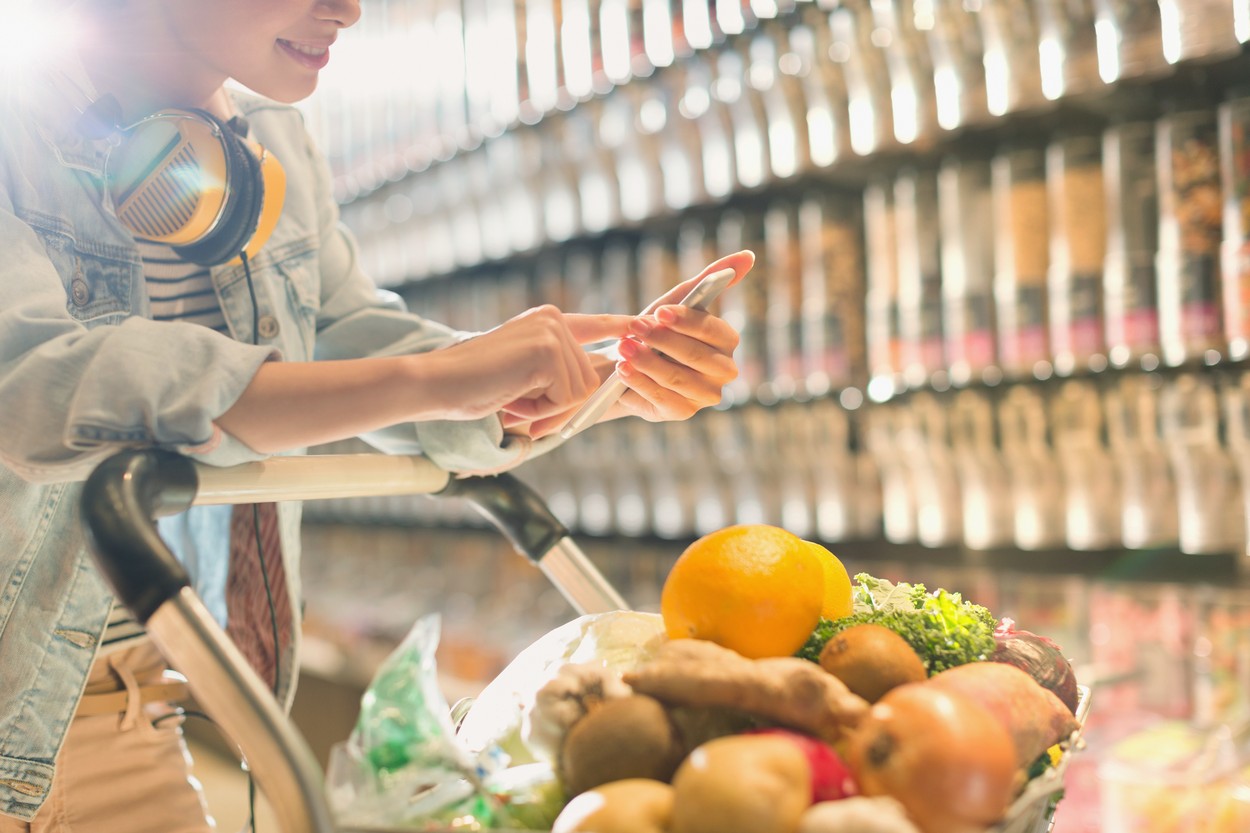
80;449;198;623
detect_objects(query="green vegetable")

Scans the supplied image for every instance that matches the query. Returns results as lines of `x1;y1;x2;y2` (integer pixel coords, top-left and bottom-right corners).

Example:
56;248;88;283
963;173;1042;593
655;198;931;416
796;573;997;674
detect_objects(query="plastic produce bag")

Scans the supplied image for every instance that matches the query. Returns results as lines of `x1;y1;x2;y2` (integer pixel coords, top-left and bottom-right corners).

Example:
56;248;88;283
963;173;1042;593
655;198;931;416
327;615;502;830
456;610;666;765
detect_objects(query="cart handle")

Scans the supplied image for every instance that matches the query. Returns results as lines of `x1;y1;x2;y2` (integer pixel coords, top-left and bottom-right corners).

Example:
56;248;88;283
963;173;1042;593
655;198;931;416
82;449;595;619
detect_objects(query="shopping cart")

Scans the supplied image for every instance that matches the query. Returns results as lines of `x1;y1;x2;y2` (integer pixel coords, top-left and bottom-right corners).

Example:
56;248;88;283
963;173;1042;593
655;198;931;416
81;448;1089;833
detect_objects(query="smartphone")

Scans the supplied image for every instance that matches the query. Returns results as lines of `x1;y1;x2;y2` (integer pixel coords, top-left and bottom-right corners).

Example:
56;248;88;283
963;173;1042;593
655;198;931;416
559;266;739;440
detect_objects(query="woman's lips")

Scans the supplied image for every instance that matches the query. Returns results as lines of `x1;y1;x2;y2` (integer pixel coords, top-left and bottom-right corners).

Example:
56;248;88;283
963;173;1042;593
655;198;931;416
277;39;330;70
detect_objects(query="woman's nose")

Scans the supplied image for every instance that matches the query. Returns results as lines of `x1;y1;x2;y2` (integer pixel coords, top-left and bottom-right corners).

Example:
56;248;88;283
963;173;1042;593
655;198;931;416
315;0;361;29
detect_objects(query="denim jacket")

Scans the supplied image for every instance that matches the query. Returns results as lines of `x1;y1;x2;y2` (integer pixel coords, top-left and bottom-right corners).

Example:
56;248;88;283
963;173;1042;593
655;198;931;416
0;60;535;820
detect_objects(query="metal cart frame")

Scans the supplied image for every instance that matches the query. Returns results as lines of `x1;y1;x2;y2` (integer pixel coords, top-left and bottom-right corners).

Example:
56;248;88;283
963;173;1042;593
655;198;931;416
80;448;1088;833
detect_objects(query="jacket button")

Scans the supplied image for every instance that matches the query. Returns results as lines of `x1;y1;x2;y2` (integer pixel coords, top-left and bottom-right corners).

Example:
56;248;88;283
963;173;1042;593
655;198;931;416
257;315;280;339
70;279;90;307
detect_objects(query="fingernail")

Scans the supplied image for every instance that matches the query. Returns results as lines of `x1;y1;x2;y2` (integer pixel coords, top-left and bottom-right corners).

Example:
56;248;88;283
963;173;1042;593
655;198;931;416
618;338;640;358
656;306;678;325
629;317;654;336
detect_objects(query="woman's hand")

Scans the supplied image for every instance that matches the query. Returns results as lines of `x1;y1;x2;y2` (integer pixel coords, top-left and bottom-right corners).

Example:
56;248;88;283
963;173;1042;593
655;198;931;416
614;251;752;423
515;251;753;438
428;305;633;424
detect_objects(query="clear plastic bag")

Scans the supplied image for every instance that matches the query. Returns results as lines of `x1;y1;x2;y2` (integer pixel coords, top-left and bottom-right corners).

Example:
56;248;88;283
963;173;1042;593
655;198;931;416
327;615;502;831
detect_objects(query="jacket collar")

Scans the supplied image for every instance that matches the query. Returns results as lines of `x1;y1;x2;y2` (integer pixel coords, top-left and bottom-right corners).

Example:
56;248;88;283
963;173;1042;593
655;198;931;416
21;52;113;174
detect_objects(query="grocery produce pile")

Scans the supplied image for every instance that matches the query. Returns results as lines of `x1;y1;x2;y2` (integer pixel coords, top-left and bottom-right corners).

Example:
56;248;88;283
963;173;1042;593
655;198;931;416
328;524;1085;833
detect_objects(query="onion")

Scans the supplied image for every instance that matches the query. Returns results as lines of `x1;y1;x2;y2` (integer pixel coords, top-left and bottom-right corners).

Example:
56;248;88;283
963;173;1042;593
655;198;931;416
844;683;1017;833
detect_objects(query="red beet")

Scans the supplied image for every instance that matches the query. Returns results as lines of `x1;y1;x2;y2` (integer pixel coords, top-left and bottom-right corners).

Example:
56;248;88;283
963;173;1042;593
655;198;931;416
992;619;1080;714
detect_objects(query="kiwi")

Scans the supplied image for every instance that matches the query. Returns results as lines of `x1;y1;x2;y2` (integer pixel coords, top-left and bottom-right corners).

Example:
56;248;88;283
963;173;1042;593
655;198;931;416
818;623;927;703
559;694;685;796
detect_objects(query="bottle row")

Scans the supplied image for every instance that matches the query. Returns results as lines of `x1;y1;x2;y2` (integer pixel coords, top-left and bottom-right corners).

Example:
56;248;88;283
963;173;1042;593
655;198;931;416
305;367;1250;560
866;100;1250;396
375;95;1250;414
298;516;1249;729
308;0;1249;203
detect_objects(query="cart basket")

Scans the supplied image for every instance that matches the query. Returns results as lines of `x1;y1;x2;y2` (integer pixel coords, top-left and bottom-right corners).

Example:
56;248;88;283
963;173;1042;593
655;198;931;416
80;448;1089;833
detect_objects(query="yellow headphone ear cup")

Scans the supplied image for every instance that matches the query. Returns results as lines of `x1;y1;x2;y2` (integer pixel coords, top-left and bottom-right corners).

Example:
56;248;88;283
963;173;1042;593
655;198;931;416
108;113;230;246
232;141;286;264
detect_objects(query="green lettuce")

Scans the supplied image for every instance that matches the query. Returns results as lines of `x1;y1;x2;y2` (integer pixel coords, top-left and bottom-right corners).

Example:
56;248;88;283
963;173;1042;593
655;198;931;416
797;573;997;674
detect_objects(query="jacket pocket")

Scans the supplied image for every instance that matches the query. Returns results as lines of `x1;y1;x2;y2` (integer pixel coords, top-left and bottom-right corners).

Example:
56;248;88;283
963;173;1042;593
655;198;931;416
272;242;320;358
31;227;136;327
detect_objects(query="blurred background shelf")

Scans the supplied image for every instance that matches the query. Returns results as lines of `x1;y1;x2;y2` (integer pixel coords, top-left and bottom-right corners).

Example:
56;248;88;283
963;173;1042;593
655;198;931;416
266;3;1250;831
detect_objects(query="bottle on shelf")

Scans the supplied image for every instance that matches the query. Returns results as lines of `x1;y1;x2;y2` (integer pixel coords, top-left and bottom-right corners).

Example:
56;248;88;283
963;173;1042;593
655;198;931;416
1156;106;1226;367
939;154;1000;388
1220;89;1250;362
1219;371;1250;563
1090;0;1168;84
613;83;668;223
869;0;941;147
827;1;896;157
539;122;583;244
1156;0;1242;66
786;6;853;169
998;384;1066;551
949;388;1015;550
1035;0;1101;101
716;43;773;191
1103;120;1164;370
1103;372;1179;549
864;180;902;403
749;21;814;180
992;144;1053;381
804;397;863;543
717;209;770;403
655;66;708;213
895;165;947;391
567;100;625;235
866;403;919;544
559;0;598;103
1047;133;1109;376
905;392;964;548
677;53;740;202
796;192;866;396
763;201;805;399
1161;373;1245;554
927;0;990;131
1051;380;1122;551
975;0;1046;117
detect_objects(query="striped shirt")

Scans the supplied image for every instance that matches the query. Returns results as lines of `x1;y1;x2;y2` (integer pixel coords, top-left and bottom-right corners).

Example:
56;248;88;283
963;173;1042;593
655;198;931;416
137;239;230;335
101;241;231;654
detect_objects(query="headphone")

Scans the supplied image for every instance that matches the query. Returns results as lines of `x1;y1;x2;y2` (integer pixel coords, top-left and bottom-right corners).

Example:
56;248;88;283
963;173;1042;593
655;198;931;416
81;94;286;267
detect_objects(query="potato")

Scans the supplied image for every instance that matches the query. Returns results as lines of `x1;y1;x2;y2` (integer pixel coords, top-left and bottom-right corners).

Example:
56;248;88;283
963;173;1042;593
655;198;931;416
551;778;674;833
670;734;812;833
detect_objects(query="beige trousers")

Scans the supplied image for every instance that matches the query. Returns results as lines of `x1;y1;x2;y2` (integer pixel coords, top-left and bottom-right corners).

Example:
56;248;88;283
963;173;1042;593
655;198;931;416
0;644;215;833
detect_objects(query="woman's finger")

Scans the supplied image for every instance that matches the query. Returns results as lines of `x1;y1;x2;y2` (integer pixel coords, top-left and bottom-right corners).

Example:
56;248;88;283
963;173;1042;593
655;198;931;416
615;363;701;422
627;311;739;370
641;250;756;313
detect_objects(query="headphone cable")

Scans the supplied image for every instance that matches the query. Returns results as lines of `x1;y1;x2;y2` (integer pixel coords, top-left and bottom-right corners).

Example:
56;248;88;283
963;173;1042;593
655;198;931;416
236;247;281;700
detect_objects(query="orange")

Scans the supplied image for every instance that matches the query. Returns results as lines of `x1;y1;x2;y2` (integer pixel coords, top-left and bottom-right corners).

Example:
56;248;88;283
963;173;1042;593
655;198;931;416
804;540;854;620
660;524;824;659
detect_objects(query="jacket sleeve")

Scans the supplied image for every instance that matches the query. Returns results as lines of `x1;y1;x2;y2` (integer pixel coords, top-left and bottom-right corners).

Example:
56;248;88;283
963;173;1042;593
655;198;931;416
0;185;278;484
295;120;553;475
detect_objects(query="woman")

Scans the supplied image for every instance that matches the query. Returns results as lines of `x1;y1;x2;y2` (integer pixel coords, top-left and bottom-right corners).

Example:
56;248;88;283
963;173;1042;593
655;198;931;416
0;0;750;829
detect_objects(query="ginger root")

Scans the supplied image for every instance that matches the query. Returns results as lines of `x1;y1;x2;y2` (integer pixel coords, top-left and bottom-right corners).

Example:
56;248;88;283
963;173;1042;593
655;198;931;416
623;639;868;744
